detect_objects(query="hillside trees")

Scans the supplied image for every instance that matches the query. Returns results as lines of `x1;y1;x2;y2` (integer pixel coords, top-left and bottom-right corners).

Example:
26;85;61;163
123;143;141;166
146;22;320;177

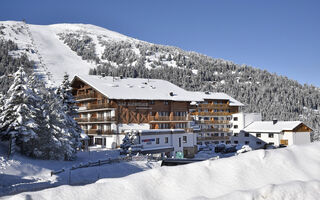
0;68;81;160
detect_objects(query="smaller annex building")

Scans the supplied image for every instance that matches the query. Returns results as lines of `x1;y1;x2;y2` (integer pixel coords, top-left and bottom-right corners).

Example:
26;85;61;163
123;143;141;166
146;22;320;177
242;120;312;148
136;129;197;158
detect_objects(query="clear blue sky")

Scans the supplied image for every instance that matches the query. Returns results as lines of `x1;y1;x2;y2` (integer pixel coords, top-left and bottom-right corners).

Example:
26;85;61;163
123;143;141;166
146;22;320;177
1;0;319;86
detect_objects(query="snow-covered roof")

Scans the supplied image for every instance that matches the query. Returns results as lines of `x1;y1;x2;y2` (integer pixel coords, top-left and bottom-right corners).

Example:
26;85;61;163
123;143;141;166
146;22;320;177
243;121;303;133
72;75;244;105
73;75;202;101
192;91;244;106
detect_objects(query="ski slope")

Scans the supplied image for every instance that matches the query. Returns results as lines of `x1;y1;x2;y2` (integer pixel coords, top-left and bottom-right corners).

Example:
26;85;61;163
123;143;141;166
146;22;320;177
0;21;139;85
3;142;320;200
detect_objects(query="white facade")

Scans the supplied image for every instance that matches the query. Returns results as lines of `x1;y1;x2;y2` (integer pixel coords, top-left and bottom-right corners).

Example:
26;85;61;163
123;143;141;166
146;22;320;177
138;129;197;157
235;120;311;149
230;113;262;145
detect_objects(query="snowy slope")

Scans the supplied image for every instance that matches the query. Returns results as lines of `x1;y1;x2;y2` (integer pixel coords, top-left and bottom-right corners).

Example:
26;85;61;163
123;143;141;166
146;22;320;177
0;143;160;197
0;21;139;85
28;24;96;85
3;142;320;200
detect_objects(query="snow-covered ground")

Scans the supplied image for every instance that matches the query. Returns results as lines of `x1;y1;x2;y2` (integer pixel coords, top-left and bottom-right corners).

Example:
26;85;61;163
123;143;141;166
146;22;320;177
2;142;320;200
0;143;160;197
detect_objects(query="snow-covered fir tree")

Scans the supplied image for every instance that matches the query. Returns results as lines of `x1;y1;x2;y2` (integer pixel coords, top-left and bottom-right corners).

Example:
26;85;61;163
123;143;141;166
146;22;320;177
0;69;81;160
56;73;81;157
0;67;39;153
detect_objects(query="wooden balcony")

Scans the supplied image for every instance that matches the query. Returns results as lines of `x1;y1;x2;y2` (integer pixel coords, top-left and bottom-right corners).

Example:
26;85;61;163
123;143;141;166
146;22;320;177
149;116;190;122
75;93;96;100
198;104;229;108
196;128;230;133
85;129;115;135
196;120;230;124
191;112;232;116
75;116;115;123
87;103;116;110
197;136;230;141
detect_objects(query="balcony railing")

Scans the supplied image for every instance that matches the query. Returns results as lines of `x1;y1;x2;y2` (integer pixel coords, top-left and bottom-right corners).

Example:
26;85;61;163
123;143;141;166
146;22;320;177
75;116;115;122
149;116;190;121
87;103;116;110
191;112;232;116
197;136;230;141
198;104;229;108
196;120;230;124
85;129;115;135
75;93;96;100
195;128;230;133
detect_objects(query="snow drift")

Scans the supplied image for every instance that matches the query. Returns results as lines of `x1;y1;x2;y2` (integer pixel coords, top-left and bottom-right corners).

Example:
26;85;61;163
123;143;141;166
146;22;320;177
3;142;320;200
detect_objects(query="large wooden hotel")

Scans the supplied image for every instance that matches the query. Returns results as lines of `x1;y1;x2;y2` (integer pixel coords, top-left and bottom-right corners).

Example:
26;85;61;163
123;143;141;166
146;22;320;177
71;74;244;156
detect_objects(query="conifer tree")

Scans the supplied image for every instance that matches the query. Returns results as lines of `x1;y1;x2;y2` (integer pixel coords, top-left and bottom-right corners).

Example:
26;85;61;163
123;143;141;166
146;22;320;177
0;67;39;153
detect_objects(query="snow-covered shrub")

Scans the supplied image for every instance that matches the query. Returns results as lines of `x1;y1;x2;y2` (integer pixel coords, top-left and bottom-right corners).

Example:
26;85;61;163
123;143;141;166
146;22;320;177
120;131;140;155
236;145;252;155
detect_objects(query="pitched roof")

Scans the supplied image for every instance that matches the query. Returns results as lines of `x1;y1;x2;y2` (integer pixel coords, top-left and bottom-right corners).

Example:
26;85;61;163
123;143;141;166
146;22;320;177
72;75;244;105
243;121;303;133
73;75;204;101
192;91;244;106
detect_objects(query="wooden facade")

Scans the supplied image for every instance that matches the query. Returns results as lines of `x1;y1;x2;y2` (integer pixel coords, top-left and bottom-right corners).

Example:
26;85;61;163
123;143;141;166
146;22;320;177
191;99;240;144
71;77;193;136
71;76;242;147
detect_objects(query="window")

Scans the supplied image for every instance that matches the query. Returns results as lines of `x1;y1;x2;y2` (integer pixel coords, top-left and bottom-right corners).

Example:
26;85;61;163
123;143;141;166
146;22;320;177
245;141;250;145
159;123;169;129
234;140;238;144
179;138;181;147
221;133;224;137
183;136;187;143
269;142;274;145
234;117;238;121
256;141;262;145
244;132;249;137
226;141;231;144
150;101;155;105
220;141;225;143
165;137;168;143
268;133;274;138
164;101;169;105
234;125;238;129
95;138;102;145
234;133;238;137
214;133;219;136
156;138;160;144
256;133;261;138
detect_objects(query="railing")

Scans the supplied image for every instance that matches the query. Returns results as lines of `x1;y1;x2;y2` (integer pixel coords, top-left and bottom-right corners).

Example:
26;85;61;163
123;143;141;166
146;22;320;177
149;116;190;121
75;117;115;122
75;93;96;100
191;112;232;116
196;128;230;133
198;104;229;108
197;136;230;141
85;129;115;135
196;120;230;124
87;103;116;110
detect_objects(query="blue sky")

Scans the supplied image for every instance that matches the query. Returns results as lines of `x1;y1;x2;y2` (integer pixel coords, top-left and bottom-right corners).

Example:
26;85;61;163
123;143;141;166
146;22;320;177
1;0;319;86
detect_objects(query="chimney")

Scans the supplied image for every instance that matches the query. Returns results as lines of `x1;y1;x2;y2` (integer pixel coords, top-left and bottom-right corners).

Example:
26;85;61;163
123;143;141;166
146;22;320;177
101;73;106;77
169;92;174;96
273;119;278;125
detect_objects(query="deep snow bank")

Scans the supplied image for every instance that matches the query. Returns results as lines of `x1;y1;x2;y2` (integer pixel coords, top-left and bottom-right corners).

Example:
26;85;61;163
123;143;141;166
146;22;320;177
3;142;320;200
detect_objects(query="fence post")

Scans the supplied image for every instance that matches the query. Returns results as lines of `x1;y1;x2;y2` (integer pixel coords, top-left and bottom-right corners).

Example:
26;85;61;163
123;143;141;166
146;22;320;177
68;169;71;185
